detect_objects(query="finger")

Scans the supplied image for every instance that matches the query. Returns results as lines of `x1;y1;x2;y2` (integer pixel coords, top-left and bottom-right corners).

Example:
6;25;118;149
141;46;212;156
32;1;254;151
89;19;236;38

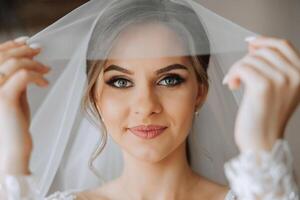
225;60;272;94
249;37;300;68
246;36;259;54
4;45;41;60
0;45;41;64
1;70;49;100
0;36;29;51
1;58;50;74
242;54;286;87
253;48;300;87
0;58;50;85
0;41;26;52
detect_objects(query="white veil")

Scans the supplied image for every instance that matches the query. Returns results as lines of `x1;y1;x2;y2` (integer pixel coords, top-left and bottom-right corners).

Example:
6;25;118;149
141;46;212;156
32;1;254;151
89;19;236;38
24;0;300;196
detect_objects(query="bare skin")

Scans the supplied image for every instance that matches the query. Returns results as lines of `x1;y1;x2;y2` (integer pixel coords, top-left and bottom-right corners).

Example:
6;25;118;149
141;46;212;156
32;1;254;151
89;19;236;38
75;23;229;200
0;22;299;200
0;38;49;175
78;178;228;200
77;142;228;200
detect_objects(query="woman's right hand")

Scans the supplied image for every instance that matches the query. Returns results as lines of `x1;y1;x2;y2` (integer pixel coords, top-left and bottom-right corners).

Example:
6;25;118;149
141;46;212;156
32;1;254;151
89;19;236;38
0;37;50;175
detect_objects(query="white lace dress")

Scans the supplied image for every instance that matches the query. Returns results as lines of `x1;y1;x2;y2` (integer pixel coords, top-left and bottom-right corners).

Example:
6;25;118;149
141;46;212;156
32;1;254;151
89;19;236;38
1;139;299;200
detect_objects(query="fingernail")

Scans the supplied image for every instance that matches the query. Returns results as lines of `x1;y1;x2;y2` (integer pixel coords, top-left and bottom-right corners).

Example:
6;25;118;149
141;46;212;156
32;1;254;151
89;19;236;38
14;36;30;43
29;43;42;50
222;75;229;85
245;36;256;43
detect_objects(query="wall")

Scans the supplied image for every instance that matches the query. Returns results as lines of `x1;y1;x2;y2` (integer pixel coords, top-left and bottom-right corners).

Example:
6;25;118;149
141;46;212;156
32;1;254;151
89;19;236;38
197;0;299;48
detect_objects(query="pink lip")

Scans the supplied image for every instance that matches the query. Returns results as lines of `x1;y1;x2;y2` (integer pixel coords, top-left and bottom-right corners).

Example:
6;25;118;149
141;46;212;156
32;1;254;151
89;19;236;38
129;125;167;139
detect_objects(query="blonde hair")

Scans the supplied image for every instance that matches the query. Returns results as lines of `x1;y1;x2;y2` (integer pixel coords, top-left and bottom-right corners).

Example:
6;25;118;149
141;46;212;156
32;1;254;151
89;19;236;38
81;0;210;182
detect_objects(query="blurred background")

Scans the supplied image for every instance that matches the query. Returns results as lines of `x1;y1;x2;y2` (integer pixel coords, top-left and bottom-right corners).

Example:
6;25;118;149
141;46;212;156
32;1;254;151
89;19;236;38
0;0;89;40
0;0;299;48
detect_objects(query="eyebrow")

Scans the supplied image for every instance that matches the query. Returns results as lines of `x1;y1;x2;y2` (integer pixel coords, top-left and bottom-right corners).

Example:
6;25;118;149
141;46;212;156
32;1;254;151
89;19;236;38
103;64;188;75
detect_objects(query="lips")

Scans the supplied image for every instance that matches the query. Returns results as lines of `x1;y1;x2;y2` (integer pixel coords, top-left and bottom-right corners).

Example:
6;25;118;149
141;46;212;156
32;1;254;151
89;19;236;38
129;125;167;139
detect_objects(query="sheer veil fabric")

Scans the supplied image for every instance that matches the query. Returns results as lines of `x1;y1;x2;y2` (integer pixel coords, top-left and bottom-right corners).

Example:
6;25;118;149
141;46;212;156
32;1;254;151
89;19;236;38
23;0;300;196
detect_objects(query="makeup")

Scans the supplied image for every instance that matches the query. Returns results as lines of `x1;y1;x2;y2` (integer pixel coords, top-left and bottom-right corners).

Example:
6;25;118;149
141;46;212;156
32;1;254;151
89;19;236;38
129;125;167;139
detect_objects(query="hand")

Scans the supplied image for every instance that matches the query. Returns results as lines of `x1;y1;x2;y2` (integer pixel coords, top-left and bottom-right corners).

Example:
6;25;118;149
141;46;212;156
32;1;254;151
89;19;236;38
0;37;50;174
223;36;300;153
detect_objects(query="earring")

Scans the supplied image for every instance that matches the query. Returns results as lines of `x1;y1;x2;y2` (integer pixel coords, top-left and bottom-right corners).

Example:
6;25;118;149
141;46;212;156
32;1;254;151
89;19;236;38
195;110;199;117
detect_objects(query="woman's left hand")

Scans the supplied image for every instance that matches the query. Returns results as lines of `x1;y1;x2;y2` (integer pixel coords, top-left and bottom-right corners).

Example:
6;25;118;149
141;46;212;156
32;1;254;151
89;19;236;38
223;36;300;153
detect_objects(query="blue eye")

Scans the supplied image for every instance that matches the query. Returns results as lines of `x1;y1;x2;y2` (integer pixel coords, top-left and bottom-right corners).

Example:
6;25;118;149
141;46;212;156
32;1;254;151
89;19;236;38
106;77;133;88
106;74;185;89
158;75;185;87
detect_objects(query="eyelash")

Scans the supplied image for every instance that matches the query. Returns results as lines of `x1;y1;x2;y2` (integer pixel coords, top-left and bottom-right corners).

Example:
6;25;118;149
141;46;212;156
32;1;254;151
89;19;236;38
105;74;186;89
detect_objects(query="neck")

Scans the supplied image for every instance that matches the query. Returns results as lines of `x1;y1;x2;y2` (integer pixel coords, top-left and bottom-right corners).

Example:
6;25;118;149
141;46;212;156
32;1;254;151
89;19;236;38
119;140;199;200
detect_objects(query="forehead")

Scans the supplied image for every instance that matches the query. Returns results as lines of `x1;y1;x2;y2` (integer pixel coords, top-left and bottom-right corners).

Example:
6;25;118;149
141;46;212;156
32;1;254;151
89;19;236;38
107;21;189;60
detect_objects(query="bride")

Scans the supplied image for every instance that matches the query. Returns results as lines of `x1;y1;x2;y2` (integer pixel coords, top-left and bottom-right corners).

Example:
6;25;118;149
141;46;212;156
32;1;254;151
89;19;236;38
0;0;299;199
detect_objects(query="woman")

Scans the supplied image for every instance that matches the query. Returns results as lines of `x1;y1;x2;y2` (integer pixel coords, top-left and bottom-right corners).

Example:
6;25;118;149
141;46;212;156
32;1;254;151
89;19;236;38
0;0;299;199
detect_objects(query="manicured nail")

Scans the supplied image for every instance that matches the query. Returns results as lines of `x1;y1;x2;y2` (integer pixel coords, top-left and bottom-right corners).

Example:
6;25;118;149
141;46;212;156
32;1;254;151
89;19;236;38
222;74;229;85
14;36;30;43
29;43;42;50
245;36;256;43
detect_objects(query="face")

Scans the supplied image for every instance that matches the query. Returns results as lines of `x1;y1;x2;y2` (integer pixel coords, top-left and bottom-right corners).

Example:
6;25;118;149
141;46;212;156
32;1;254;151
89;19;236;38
95;22;206;162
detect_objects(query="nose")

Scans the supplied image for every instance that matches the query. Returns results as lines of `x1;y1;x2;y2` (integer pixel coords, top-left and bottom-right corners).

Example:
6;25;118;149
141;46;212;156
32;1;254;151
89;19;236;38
132;84;162;117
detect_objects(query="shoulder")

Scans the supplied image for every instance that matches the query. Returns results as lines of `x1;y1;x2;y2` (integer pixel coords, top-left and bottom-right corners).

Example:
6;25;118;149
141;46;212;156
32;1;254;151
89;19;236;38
75;190;110;200
46;189;111;200
73;180;120;200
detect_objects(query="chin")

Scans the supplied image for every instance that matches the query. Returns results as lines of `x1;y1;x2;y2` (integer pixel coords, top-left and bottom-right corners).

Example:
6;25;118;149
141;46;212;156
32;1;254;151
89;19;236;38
117;128;188;163
135;149;165;163
126;140;181;164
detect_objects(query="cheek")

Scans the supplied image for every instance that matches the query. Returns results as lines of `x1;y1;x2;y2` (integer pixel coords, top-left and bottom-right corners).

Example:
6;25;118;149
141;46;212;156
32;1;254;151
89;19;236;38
164;91;194;117
161;85;197;130
98;88;128;137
